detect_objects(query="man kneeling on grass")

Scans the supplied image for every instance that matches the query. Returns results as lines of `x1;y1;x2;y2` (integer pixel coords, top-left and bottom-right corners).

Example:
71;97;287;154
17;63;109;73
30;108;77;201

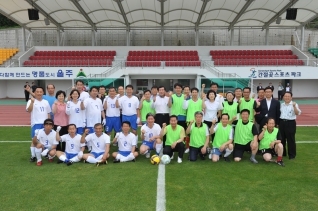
81;123;110;166
112;121;139;163
32;119;58;166
258;118;285;167
55;124;85;166
209;113;234;162
186;111;209;161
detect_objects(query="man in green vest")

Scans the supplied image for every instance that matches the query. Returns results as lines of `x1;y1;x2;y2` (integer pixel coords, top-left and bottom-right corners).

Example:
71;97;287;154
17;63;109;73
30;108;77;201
139;90;155;125
259;118;285;167
186;111;209;161
161;115;185;163
210;113;234;162
168;83;187;130
239;87;259;122
233;109;259;164
182;87;203;153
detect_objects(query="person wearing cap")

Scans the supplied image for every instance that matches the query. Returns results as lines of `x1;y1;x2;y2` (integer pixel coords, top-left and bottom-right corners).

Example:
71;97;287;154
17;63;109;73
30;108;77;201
139;113;162;158
186;111;209;161
279;91;301;160
32;119;58;166
222;91;239;122
277;82;284;100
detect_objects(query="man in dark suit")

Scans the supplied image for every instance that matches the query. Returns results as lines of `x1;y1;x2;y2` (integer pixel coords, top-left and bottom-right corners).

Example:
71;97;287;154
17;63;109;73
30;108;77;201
255;86;280;130
256;83;263;92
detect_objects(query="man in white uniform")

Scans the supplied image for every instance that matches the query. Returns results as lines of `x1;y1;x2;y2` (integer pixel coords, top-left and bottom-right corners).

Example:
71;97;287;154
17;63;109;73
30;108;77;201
32;119;58;166
104;87;121;137
81;123;110;166
56;124;85;166
112;121;139;163
139;113;162;158
27;87;51;162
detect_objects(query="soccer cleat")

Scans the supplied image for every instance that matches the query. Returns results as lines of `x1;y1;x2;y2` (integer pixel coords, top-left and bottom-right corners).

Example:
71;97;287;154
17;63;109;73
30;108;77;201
200;155;205;160
131;159;136;162
208;154;212;160
113;159;120;163
177;157;182;163
145;152;150;159
57;160;64;164
48;158;53;162
96;160;107;166
276;160;285;167
184;148;189;153
224;157;231;162
29;157;36;162
67;161;73;166
36;161;42;166
170;152;174;160
250;157;258;164
83;160;88;164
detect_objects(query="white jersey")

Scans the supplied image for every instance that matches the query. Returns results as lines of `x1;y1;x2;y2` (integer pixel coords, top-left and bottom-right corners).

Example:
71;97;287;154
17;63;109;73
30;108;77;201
118;95;139;116
37;129;58;148
26;99;51;127
204;100;223;122
79;91;89;102
83;98;103;127
85;133;110;153
60;134;84;154
141;123;161;142
66;101;85;127
117;132;136;152
104;96;120;117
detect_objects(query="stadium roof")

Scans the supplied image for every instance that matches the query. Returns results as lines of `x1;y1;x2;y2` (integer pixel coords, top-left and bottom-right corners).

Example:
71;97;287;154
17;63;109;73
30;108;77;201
0;0;317;31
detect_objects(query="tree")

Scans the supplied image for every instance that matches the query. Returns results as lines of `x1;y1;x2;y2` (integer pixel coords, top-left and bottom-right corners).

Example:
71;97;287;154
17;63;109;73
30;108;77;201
0;13;19;28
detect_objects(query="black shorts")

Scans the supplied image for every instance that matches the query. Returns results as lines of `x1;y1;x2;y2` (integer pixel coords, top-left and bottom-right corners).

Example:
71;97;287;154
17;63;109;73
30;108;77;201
261;146;276;156
233;141;251;158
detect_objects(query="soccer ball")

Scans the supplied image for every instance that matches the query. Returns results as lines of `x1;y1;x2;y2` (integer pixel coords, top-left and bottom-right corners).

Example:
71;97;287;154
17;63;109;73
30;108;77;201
150;155;160;165
161;154;171;165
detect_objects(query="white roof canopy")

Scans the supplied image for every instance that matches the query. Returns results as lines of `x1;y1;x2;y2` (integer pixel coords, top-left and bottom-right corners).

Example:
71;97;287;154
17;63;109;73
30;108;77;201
0;0;317;30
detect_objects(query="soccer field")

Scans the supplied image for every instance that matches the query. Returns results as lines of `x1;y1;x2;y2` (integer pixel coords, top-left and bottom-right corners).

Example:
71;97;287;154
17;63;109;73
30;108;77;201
0;126;318;211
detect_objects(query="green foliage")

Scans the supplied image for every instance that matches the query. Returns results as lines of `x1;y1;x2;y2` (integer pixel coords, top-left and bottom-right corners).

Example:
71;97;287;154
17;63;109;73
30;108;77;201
0;13;19;28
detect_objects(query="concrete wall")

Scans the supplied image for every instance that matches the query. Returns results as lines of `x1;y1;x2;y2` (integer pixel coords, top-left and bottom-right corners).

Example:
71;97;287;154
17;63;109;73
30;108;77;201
0;80;7;98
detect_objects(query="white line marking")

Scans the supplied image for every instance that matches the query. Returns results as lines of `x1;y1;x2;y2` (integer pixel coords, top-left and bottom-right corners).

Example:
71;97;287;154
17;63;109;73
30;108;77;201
0;141;30;143
156;163;166;211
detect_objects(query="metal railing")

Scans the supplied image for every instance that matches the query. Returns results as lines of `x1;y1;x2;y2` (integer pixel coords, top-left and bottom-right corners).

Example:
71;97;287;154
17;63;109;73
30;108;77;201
212;59;305;66
202;61;240;78
22;59;113;67
87;63;122;78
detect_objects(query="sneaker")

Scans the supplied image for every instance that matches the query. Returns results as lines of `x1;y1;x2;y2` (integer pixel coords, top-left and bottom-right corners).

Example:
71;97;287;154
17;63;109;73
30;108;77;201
177;157;182;163
41;149;49;157
208;154;212;160
36;161;42;166
57;159;64;164
67;161;73;166
131;159;136;162
113;159;120;163
200;155;205;160
83;160;88;164
224;157;231;162
170;152;174;160
145;152;150;159
29;157;36;162
184;148;189;153
250;157;258;164
96;160;108;166
48;158;53;162
276;160;285;167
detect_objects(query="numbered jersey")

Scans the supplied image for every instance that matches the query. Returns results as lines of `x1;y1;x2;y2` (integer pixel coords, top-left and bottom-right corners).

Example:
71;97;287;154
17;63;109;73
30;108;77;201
26;99;51;126
37;129;58;148
83;98;103;127
118;95;139;116
60;134;84;154
117;132;136;152
85;133;110;153
140;123;161;142
66;101;85;128
104;97;120;117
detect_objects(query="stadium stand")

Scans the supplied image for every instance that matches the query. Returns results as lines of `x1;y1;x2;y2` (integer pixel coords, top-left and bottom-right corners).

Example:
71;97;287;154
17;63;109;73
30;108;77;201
0;48;19;65
126;50;201;67
211;50;304;66
308;48;318;58
23;51;116;67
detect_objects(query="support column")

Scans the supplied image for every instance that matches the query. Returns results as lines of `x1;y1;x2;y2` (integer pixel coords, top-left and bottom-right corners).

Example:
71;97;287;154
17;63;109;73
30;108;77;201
126;30;130;46
230;28;234;46
238;27;241;46
21;26;26;52
301;24;305;51
91;29;96;46
161;28;164;46
265;27;269;45
195;75;201;90
195;28;199;46
57;28;60;46
124;75;130;87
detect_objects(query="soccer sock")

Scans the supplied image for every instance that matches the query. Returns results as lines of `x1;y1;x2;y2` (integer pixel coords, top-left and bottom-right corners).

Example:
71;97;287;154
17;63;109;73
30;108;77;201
156;143;163;155
185;136;190;149
35;148;42;162
86;156;98;163
30;147;36;157
277;156;282;162
224;148;233;157
70;156;80;163
121;153;135;162
48;154;55;159
77;151;83;159
135;135;138;148
59;155;67;162
250;154;256;159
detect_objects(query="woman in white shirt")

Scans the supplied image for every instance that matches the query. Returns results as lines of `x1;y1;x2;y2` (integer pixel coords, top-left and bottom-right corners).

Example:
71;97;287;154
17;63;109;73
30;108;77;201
202;90;223;129
66;89;85;135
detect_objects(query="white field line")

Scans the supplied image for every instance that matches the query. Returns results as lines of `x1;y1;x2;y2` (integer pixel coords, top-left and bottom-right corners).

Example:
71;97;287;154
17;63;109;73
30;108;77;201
156;163;166;211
